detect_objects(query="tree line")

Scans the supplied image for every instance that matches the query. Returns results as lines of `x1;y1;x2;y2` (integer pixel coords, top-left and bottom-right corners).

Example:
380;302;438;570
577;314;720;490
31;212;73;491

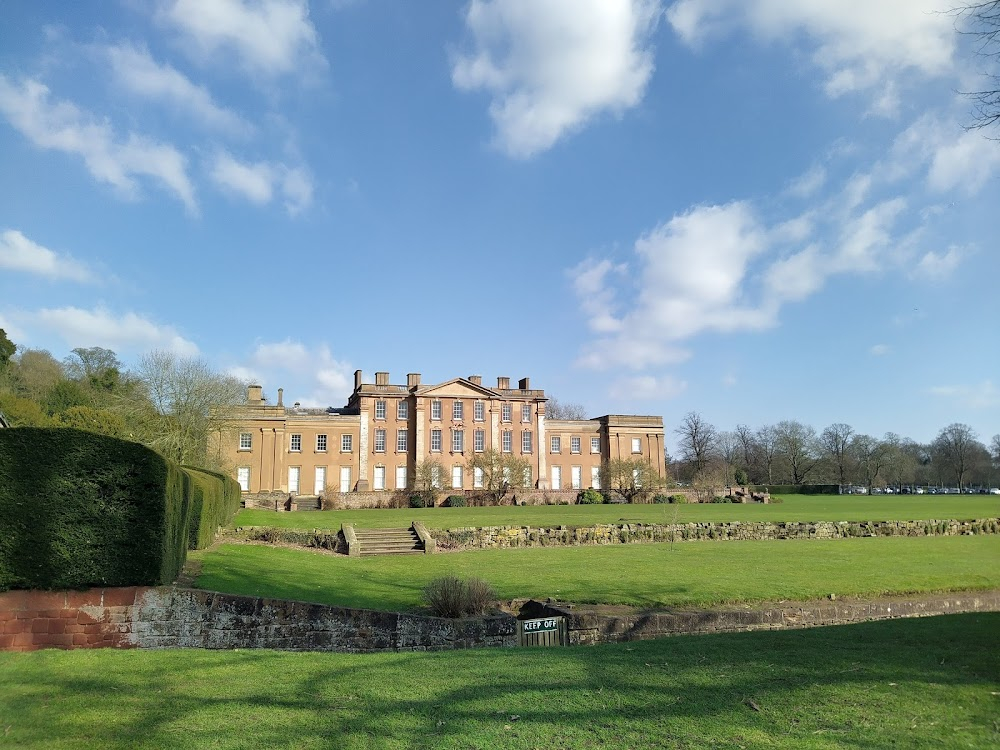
672;412;1000;491
0;329;245;471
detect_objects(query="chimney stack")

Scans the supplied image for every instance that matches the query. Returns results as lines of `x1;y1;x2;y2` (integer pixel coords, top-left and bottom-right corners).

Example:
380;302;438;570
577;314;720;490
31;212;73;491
247;385;263;404
497;376;510;390
354;370;363;391
375;371;389;386
518;377;530;390
277;388;284;407
469;375;482;386
407;373;421;388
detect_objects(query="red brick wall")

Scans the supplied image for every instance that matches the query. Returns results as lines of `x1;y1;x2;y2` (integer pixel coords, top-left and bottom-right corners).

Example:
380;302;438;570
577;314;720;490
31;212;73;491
0;587;145;652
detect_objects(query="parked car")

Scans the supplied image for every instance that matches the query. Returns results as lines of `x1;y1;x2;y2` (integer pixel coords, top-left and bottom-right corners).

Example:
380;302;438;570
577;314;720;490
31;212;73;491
990;488;1000;495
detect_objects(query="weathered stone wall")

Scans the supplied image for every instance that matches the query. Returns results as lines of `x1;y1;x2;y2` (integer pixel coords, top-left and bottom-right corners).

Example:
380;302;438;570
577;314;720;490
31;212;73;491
430;518;1000;550
528;591;1000;646
0;587;516;653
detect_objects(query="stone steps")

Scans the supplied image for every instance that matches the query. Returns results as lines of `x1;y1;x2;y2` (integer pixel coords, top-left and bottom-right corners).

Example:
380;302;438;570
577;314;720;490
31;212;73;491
354;527;424;556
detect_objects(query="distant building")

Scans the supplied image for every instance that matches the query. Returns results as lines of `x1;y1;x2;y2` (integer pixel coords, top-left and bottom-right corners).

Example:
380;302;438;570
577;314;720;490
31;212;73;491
212;370;666;496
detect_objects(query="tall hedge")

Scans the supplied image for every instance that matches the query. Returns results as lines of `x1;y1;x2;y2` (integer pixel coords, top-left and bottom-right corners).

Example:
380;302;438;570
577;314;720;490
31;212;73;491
0;428;192;590
752;484;840;495
181;465;241;550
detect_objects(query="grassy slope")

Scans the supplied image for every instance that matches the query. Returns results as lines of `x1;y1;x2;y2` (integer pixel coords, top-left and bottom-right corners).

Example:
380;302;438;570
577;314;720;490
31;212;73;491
234;494;1000;531
192;534;1000;612
2;613;997;749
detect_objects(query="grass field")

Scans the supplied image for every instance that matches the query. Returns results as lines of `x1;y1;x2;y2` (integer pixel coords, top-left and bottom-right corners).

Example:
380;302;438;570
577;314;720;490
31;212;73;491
2;613;997;749
192;534;1000;612
233;494;1000;531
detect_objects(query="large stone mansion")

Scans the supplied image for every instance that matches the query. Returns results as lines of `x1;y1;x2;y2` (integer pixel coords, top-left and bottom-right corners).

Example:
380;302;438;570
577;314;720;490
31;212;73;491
214;370;666;497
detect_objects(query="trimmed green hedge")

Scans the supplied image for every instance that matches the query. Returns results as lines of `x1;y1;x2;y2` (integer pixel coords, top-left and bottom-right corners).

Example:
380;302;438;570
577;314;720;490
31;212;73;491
181;465;241;550
753;484;840;495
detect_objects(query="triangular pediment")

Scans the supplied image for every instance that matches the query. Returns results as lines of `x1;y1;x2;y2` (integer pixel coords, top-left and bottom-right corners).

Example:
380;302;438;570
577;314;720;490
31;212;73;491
417;378;498;399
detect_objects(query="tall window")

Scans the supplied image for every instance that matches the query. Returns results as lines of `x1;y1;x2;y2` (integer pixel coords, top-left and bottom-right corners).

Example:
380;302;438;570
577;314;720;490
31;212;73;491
431;400;441;420
502;403;512;422
571;436;581;454
452;429;464;453
522;431;532;453
550;436;561;453
396;466;407;490
396;429;408;452
474;429;485;452
591;437;601;454
502;430;512;453
451;466;463;489
631;437;642;454
374;429;386;452
591;466;601;489
523;467;532;487
237;467;250;491
453;401;464;420
474;467;484;489
342;434;353;452
375;400;386;419
316;434;327;452
521;404;531;422
373;466;385;490
397;401;408;420
239;433;252;450
474;401;485;421
430;429;442;452
571;466;582;490
551;466;561;490
290;434;302;452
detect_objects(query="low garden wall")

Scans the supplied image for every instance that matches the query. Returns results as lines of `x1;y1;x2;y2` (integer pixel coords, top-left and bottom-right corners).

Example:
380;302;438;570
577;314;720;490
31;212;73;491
431;518;1000;550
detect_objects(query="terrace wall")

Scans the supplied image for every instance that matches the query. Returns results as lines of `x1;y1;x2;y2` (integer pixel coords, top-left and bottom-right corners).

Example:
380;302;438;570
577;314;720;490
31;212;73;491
430;518;1000;550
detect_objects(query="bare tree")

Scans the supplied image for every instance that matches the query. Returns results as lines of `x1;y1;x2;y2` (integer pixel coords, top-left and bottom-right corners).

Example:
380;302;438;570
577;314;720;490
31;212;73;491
600;458;664;504
734;424;756;475
466;449;531;505
773;420;819;484
954;1;1000;133
716;430;740;486
546;397;587;420
820;423;855;486
850;434;888;492
412;460;452;506
674;411;718;475
931;423;982;488
754;424;779;484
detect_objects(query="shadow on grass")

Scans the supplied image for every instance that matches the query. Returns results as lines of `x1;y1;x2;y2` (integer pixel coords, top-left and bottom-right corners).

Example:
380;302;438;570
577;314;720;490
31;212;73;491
2;613;998;749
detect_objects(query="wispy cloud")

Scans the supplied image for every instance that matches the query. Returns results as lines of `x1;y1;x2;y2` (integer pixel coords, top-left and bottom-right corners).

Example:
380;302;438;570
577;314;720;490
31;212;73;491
0;229;95;283
870;343;889;356
452;0;661;158
30;306;198;356
231;339;354;406
929;381;1000;409
0;75;196;212
208;151;313;215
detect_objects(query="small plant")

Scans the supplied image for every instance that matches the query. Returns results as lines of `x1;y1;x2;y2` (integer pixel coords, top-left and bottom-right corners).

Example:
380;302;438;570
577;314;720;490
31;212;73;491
578;489;604;504
422;575;497;618
409;494;426;509
444;495;466;507
652;493;670;504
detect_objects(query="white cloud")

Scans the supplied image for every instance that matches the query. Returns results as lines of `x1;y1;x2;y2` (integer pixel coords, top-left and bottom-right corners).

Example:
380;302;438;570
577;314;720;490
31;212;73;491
0;75;196;212
209;151;313;214
927;130;1000;194
667;0;955;107
786;165;826;199
452;0;662;158
104;42;250;135
0;229;94;283
156;0;325;77
910;245;965;280
31;306;198;356
235;339;353;406
609;374;687;400
870;343;889;356
929;381;1000;409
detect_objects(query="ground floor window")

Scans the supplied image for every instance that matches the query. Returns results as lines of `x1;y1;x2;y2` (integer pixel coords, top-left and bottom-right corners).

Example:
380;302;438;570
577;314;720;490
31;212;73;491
374;465;386;490
237;466;250;491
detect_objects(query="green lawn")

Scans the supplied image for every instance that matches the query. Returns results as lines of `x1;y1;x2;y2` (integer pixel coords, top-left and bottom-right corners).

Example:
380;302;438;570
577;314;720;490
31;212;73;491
234;494;1000;531
192;534;1000;612
2;613;997;749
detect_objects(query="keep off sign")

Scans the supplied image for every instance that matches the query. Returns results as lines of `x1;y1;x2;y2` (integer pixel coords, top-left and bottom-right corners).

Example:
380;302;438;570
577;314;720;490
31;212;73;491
522;617;559;633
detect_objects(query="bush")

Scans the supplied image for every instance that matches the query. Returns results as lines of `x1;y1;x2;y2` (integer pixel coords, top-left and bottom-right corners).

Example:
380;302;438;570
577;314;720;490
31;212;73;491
734;468;749;485
409;494;427;508
444;495;466;507
577;489;604;504
0;427;192;590
422;575;497;618
652;493;671;504
667;494;688;504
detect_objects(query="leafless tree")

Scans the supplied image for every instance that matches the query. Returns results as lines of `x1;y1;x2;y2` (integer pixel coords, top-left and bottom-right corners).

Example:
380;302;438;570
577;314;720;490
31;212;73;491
600;458;665;504
466;449;532;505
734;423;756;474
754;424;779;484
774;420;819;484
850;434;888;491
546;397;587;420
954;1;1000;133
716;430;740;486
674;411;718;475
820;423;855;486
931;423;982;488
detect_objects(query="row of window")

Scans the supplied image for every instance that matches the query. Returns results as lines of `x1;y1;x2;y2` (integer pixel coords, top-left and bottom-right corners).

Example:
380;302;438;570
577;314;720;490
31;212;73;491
374;399;534;423
240;433;354;453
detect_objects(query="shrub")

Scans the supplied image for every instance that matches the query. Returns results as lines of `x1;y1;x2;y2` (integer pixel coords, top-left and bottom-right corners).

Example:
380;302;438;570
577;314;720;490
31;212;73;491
422;575;497;617
734;468;749;485
444;495;466;507
667;494;688;504
409;494;427;509
652;493;671;504
577;489;604;504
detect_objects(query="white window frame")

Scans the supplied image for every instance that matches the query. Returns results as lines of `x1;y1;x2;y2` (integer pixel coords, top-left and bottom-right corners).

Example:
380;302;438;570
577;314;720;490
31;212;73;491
633;468;642;488
373;465;386;491
431;400;441;420
571;436;581;454
397;429;408;452
397;401;408;420
430;429;442;452
375;400;386;420
473;467;484;489
290;434;302;453
340;466;352;493
591;437;601;454
521;404;531;423
341;434;353;452
591;466;601;489
314;466;326;495
474;401;485;421
523;467;532;488
550;436;561;454
395;466;407;490
374;428;386;453
316;434;327;452
453;401;464;420
474;428;485;452
237;466;250;491
239;433;252;451
631;437;642;454
551;466;561;490
288;466;300;494
501;403;512;422
502;430;512;453
571;465;582;490
431;465;443;489
451;465;463;489
452;429;464;453
522;431;532;454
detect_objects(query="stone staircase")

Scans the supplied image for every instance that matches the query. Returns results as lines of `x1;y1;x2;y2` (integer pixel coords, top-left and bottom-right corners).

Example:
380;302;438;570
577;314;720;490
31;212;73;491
353;526;425;556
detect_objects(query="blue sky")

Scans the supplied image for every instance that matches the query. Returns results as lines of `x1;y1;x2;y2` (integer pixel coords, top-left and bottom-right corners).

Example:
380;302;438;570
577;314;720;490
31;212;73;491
1;0;998;452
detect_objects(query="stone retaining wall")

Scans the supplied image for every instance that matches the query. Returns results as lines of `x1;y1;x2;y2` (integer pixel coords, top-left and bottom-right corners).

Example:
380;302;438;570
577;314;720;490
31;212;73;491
431;518;1000;550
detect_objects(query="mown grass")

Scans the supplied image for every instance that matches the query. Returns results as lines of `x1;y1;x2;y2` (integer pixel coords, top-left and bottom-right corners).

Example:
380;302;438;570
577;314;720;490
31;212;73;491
192;534;1000;612
234;494;1000;531
2;613;997;749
